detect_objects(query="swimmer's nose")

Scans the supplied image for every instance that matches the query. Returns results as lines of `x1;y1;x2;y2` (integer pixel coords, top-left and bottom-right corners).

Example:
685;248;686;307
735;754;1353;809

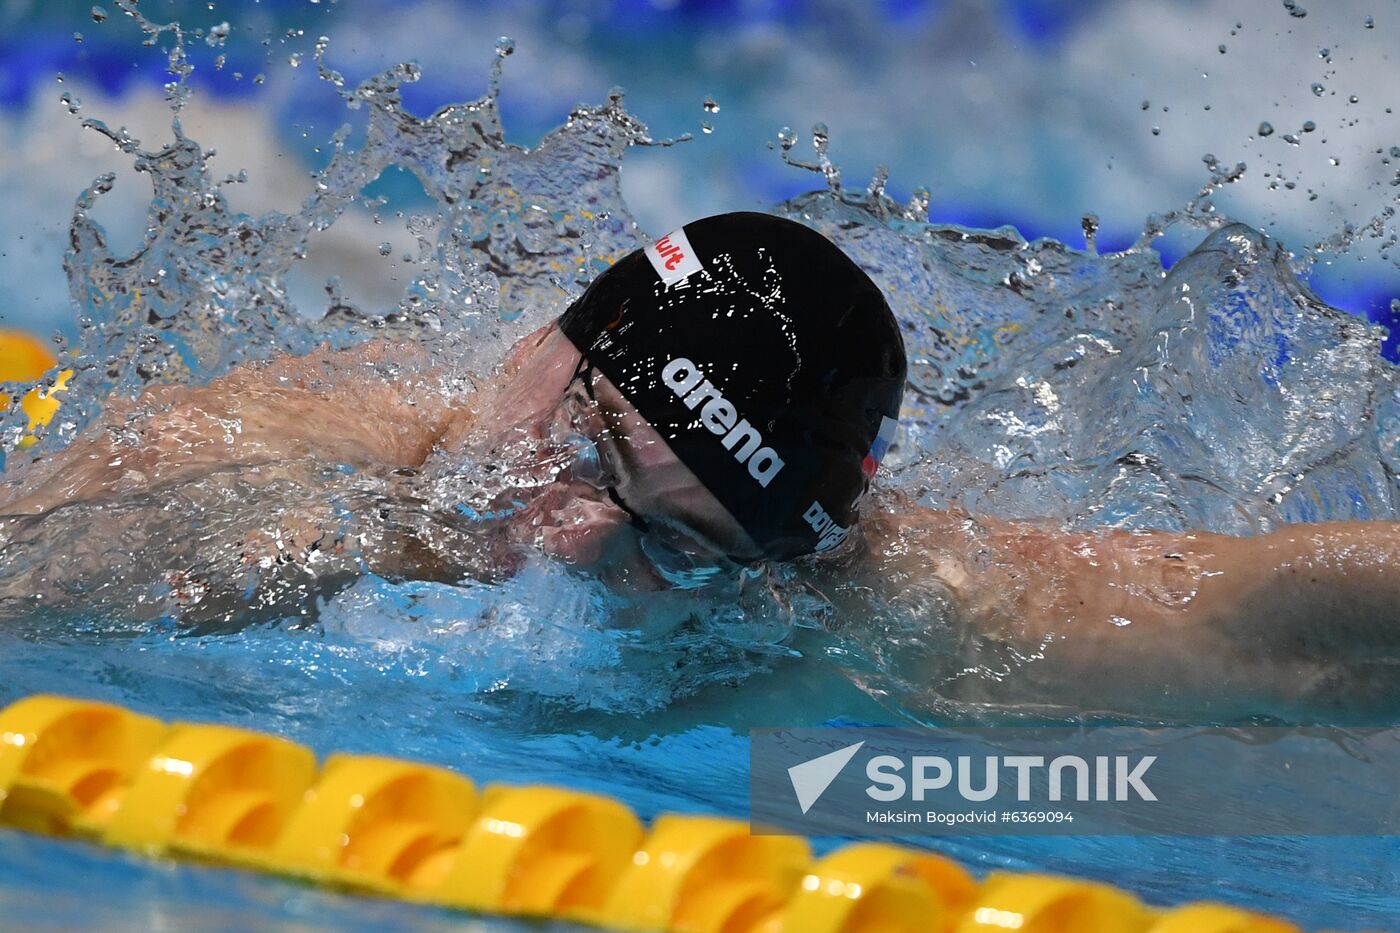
533;487;665;589
537;489;632;566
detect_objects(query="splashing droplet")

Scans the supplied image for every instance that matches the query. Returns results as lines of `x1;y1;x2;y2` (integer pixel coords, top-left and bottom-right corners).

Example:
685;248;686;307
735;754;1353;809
496;36;516;57
90;6;107;22
378;242;392;256
1152;126;1161;136
1282;0;1306;17
1218;44;1227;53
1302;120;1316;132
1258;121;1275;136
904;186;930;221
1081;213;1100;254
865;164;889;202
1364;14;1374;27
700;122;713;135
702;96;720;114
289;53;302;68
1311;82;1325;96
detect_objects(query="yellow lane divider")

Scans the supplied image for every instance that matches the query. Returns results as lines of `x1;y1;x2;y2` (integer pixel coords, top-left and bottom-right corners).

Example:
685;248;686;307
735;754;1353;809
0;329;71;449
0;694;1304;932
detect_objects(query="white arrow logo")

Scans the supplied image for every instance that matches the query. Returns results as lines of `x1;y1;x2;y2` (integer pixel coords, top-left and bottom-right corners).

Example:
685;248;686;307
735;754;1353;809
787;741;864;814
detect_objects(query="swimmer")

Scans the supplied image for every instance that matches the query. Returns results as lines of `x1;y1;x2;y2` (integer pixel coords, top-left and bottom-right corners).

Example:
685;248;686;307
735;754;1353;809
3;211;1399;719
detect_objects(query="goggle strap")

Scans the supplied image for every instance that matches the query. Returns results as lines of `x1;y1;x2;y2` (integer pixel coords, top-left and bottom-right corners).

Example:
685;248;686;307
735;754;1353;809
606;485;650;532
574;356;650;533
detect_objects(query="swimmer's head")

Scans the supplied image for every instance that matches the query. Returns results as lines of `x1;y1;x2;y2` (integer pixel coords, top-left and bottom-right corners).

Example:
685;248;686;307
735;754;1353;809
558;211;906;561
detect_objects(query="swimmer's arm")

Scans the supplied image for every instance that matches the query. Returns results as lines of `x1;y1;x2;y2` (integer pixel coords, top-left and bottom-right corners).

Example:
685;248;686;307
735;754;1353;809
0;340;461;516
863;500;1400;718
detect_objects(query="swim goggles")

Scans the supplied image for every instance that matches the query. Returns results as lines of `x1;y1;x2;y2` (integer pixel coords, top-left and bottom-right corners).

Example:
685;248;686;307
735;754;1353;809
552;359;744;578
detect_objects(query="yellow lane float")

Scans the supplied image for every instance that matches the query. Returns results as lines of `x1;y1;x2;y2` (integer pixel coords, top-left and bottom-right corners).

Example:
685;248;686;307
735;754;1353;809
102;722;317;859
268;753;478;895
441;783;642;919
0;329;72;448
0;694;1314;932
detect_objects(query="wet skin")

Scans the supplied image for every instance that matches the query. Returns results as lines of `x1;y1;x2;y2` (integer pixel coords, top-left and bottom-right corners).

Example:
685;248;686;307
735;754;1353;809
3;322;1400;720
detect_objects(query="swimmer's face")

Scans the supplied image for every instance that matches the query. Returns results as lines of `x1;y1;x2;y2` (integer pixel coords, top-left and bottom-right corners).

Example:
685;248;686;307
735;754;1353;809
533;365;763;582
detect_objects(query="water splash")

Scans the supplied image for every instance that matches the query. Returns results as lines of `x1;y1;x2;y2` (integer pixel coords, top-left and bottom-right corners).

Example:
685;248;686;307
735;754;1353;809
750;124;1399;721
1;6;1398;721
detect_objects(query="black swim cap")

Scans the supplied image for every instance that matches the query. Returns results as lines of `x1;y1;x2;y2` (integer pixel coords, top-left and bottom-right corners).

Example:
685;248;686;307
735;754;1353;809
559;211;906;560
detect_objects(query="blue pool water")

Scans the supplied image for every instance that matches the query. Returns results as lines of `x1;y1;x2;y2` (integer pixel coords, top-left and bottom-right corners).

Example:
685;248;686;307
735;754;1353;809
1;621;1398;931
2;2;1400;931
